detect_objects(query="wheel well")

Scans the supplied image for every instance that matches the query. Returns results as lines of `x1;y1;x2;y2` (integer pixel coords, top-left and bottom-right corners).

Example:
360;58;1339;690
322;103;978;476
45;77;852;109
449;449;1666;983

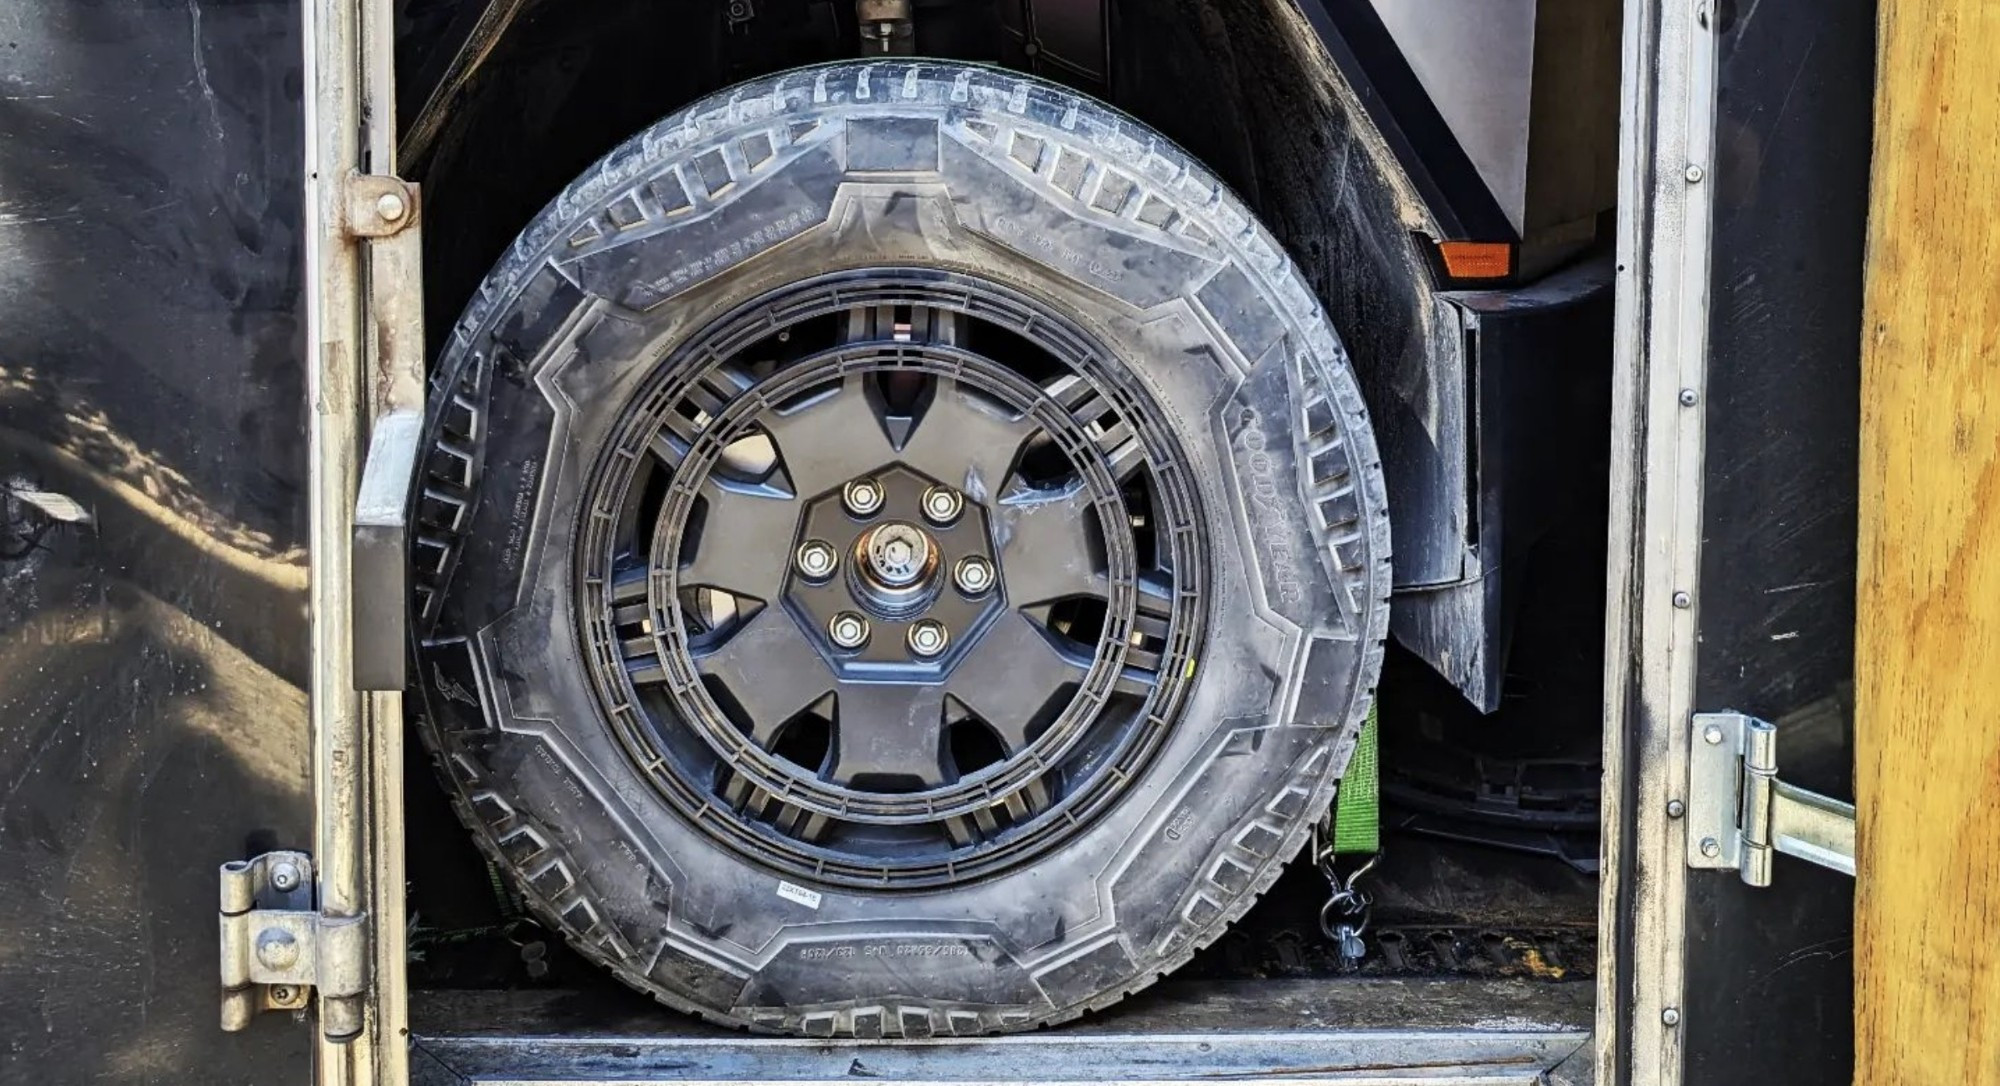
400;0;1451;427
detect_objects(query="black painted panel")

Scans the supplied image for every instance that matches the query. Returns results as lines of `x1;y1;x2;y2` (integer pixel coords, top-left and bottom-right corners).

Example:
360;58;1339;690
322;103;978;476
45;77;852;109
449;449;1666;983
1684;3;1875;1083
0;2;313;1081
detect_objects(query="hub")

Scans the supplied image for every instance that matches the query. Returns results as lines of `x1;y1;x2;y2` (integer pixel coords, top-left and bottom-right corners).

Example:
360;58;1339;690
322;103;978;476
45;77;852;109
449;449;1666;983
784;464;1005;670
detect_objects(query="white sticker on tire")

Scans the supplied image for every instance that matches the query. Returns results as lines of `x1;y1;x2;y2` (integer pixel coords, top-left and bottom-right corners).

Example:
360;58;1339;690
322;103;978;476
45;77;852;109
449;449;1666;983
777;881;823;910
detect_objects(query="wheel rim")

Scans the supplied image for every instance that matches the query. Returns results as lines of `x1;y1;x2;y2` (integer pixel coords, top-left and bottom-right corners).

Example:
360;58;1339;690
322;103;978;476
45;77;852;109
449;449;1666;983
577;270;1208;888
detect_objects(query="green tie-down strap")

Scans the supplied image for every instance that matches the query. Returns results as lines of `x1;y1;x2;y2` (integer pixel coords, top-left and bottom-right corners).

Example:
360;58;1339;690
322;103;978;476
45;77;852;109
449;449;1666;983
1331;704;1380;855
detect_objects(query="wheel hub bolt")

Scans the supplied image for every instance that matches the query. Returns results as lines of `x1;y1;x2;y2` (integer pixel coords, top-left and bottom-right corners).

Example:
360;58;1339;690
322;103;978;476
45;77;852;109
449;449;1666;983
829;612;872;650
908;619;950;658
955;555;996;596
795;539;839;581
922;485;964;525
844;479;885;517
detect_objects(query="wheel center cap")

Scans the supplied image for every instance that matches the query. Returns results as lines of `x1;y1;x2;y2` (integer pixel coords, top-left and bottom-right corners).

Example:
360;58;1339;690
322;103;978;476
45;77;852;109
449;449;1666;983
863;522;933;587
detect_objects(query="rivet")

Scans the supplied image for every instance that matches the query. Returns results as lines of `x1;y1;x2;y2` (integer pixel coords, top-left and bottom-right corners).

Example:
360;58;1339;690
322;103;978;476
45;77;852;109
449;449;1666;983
376;190;407;222
1672;591;1692;609
1700;837;1721;858
1679;388;1699;407
1667;799;1686;819
1684;164;1705;183
255;928;300;971
1703;724;1724;745
1662;1007;1682;1027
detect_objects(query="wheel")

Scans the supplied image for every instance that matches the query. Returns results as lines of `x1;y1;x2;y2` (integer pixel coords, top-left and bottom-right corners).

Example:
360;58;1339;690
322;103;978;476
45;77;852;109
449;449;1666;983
412;60;1390;1037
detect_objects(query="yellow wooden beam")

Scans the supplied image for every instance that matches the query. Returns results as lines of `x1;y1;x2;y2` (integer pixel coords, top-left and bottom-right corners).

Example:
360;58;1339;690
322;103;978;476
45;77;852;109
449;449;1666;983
1855;1;2000;1081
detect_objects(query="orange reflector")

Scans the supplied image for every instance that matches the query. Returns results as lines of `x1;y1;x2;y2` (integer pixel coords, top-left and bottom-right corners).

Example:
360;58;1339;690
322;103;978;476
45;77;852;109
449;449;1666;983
1438;241;1514;280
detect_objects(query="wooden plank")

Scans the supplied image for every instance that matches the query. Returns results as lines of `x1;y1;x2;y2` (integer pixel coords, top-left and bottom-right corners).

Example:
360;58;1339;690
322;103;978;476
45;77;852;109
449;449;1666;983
1855;1;2000;1081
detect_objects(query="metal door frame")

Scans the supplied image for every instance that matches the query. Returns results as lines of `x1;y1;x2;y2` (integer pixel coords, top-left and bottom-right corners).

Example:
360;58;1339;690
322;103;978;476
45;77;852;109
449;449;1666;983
304;0;417;1080
1598;0;1718;1081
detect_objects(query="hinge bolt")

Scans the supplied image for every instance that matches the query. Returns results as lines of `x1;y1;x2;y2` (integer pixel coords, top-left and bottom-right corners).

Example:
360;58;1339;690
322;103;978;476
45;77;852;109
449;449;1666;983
1700;837;1721;858
1667;799;1686;818
269;861;301;892
1703;723;1725;745
829;612;871;650
844;479;885;517
376;190;408;223
1662;1007;1682;1026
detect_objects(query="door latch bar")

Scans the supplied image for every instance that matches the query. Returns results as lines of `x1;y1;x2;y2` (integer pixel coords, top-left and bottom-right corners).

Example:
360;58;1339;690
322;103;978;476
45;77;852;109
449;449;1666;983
1687;711;1855;885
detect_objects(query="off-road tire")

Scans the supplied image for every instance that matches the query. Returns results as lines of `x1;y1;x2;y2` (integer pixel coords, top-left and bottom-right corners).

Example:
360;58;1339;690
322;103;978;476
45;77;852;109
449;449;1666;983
411;60;1391;1037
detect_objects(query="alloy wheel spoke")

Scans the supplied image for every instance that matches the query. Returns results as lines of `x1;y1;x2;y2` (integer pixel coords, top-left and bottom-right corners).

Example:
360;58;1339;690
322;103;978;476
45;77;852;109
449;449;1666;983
761;373;899;496
993;481;1111;607
693;608;835;747
948;611;1092;752
897;378;1041;501
829;683;950;788
678;477;799;601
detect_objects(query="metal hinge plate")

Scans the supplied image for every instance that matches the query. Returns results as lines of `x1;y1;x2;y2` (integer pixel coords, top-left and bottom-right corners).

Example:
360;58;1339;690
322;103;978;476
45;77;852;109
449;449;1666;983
1687;712;1856;885
219;851;368;1031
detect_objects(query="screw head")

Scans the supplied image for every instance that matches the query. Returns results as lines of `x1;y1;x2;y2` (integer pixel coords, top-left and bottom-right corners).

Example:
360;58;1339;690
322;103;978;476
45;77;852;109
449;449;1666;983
922;486;964;525
255;927;300;971
1667;799;1686;819
1679;388;1699;407
1700;837;1721;858
1672;590;1692;609
843;479;884;517
1684;163;1706;183
269;985;300;1006
829;612;871;650
954;555;996;596
269;861;301;892
1703;724;1725;745
1662;1007;1682;1027
908;620;950;658
376;190;407;222
796;540;839;581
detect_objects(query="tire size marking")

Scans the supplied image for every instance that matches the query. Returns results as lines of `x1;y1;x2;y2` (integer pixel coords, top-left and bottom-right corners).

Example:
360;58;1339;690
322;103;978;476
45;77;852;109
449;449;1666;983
776;880;824;909
988;215;1126;284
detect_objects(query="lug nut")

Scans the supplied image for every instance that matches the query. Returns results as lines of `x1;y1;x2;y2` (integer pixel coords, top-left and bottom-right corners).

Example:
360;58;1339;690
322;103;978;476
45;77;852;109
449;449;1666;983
796;540;839;581
922;485;964;525
908;620;950;658
829;612;871;650
844;479;885;517
954;555;996;596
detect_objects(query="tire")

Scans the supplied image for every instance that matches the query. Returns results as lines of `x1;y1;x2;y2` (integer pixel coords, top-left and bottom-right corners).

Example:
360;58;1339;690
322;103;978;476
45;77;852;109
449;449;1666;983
412;60;1391;1037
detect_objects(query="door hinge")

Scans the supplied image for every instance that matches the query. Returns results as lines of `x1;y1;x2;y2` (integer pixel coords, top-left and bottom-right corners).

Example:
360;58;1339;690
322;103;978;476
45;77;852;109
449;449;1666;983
219;851;368;1031
1687;712;1856;886
342;172;419;238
